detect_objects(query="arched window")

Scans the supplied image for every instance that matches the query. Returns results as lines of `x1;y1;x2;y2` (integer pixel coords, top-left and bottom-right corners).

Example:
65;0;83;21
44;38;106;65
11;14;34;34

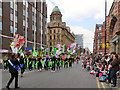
53;23;55;26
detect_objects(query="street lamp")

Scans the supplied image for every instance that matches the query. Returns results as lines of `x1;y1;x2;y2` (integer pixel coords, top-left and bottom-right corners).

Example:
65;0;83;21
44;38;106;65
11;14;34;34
105;0;107;55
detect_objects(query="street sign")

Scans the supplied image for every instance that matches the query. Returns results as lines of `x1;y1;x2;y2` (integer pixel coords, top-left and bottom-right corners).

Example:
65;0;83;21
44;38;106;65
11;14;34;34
106;43;109;48
102;43;109;48
102;43;105;48
25;47;32;50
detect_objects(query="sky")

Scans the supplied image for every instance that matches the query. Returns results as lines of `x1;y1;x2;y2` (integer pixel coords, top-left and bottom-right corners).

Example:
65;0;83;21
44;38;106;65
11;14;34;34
46;0;114;52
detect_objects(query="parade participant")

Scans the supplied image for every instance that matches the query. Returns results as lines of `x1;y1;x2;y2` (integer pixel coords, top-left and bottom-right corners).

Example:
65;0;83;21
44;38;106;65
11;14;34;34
20;56;25;77
32;56;36;70
57;57;61;70
6;54;20;89
23;55;27;70
51;56;56;72
3;57;8;71
37;57;42;71
76;57;79;64
29;56;32;71
64;57;68;68
44;57;49;70
69;57;72;67
41;58;45;69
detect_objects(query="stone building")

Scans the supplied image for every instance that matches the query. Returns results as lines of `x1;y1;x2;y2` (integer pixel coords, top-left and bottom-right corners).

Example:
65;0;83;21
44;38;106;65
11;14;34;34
47;6;75;52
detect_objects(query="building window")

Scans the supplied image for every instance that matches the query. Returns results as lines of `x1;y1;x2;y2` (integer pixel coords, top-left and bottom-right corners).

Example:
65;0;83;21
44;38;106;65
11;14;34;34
23;9;25;16
54;42;55;45
0;22;2;30
54;35;56;40
0;8;2;16
50;30;52;34
54;30;55;33
0;36;2;45
10;26;13;33
32;7;34;12
15;27;17;34
23;30;25;37
50;42;52;45
54;16;56;20
58;23;59;27
15;3;17;11
100;39;102;43
10;9;13;14
98;33;101;37
0;16;1;22
23;0;26;5
10;1;13;8
99;45;102;50
58;29;59;33
97;26;102;30
50;36;52;40
10;13;13;21
23;20;25;26
15;16;17;23
53;23;55;26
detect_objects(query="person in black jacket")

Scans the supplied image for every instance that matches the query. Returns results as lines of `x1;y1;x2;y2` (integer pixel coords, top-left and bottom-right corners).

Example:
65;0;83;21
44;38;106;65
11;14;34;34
6;54;20;89
37;57;42;71
51;56;56;72
20;56;25;77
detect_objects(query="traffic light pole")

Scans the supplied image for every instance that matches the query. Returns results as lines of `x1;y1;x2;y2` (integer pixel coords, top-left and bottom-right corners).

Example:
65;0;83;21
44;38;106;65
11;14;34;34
105;0;107;55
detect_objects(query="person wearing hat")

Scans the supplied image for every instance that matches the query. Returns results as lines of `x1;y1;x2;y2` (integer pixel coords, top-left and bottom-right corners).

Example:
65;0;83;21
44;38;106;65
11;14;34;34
6;54;20;89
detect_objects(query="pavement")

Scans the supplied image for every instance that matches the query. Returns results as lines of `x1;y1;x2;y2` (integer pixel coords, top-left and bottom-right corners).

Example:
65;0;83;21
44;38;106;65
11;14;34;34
1;61;115;89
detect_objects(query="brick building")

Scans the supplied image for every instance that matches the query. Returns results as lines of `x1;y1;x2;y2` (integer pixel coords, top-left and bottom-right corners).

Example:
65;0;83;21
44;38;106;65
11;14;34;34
47;6;75;52
0;0;47;58
93;23;109;55
107;0;120;54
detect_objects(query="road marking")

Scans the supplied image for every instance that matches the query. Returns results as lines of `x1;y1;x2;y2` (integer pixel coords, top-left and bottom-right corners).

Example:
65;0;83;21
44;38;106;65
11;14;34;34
96;77;101;89
101;82;106;90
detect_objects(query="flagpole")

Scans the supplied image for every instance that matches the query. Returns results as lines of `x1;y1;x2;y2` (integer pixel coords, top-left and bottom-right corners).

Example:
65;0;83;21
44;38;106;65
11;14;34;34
105;0;107;55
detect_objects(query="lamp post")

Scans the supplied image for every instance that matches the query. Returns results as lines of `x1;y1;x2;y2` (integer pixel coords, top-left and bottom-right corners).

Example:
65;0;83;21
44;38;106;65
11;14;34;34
105;0;107;55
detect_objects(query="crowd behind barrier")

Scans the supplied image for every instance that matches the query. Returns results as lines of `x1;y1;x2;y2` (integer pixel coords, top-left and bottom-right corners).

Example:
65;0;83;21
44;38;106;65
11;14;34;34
81;52;120;87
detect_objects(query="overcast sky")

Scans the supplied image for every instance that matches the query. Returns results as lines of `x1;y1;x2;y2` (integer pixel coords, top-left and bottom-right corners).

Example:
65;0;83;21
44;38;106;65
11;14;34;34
46;0;114;52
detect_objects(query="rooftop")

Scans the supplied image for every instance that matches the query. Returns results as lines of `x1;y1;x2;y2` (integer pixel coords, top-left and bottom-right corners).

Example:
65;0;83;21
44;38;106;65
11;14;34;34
52;6;60;12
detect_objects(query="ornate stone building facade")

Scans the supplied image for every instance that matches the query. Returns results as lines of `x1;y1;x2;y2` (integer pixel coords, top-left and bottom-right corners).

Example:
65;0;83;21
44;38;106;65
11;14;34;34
107;0;120;54
47;6;75;52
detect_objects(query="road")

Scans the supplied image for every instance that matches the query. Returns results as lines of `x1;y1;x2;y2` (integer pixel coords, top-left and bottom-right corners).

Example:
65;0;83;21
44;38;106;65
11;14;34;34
1;61;111;89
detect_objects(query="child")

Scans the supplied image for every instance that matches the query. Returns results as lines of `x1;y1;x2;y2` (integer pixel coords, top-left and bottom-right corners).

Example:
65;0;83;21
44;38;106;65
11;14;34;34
90;67;95;76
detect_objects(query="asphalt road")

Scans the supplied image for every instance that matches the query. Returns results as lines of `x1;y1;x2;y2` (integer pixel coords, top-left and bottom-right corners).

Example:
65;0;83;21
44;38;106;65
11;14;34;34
1;61;110;89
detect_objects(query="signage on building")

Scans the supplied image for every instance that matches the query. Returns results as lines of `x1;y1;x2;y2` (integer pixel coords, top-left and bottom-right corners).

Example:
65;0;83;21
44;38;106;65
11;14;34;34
102;43;109;48
25;47;32;50
0;49;8;53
